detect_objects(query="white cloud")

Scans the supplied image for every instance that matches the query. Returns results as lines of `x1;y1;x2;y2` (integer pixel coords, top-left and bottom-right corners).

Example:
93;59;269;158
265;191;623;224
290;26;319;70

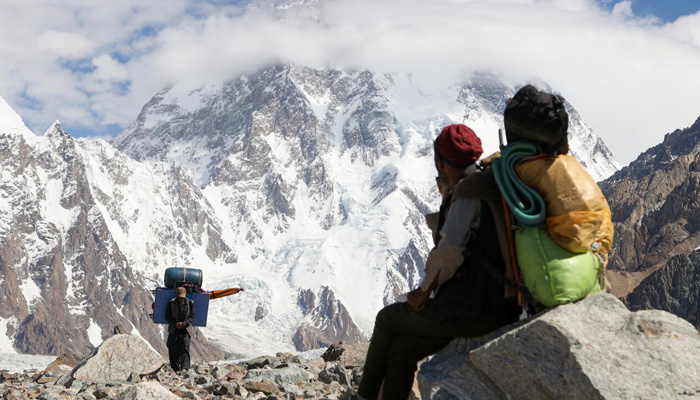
91;55;128;81
612;1;633;19
35;31;95;58
1;0;699;165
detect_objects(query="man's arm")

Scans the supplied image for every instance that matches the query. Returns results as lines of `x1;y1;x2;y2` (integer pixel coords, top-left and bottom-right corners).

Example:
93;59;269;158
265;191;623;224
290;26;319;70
182;300;195;328
164;301;176;324
420;199;481;292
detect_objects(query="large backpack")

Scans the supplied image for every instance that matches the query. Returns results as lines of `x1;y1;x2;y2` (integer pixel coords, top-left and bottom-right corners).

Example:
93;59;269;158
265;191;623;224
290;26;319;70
492;142;607;310
492;85;611;310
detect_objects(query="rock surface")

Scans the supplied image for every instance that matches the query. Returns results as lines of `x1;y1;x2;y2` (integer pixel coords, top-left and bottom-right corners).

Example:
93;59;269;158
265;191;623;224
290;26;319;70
115;382;180;400
418;293;700;400
5;302;700;400
1;340;370;399
57;334;164;386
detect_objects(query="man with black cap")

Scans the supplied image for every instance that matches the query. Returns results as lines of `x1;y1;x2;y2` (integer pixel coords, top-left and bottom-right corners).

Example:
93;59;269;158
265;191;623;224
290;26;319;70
165;286;195;372
355;124;520;400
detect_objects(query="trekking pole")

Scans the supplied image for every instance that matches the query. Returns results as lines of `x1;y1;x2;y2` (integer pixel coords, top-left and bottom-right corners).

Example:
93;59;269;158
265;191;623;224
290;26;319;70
498;128;506;151
501;196;522;307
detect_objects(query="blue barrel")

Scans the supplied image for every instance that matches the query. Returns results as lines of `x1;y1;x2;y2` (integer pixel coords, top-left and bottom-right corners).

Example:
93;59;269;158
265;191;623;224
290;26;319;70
164;267;203;289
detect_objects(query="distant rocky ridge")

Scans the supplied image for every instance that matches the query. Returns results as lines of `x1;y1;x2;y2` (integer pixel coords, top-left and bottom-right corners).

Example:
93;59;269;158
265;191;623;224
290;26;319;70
600;115;700;276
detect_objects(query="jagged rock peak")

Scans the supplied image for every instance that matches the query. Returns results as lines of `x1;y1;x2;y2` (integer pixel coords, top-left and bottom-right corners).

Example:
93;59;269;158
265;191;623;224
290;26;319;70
0;96;36;139
604;113;700;185
43;120;67;138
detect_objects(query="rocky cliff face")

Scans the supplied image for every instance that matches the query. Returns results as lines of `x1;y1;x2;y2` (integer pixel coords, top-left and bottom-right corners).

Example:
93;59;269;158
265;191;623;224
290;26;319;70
0;117;223;360
600;116;700;275
623;250;700;331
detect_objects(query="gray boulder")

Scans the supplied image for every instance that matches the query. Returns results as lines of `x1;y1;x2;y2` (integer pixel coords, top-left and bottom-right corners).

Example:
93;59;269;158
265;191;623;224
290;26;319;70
244;365;313;386
115;382;179;400
419;293;700;400
57;334;165;387
318;363;352;386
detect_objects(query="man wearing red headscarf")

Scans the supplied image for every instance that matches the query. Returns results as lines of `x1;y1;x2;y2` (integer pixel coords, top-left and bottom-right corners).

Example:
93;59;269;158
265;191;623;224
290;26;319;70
354;124;520;400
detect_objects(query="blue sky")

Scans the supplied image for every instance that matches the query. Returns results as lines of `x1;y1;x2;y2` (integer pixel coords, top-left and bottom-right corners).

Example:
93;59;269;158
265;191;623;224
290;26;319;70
1;0;699;166
619;0;699;22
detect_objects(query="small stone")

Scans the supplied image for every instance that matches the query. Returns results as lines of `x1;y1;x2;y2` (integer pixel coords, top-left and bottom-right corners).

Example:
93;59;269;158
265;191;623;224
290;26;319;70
79;392;97;400
1;371;18;381
36;375;58;384
235;385;249;397
4;388;29;400
211;384;228;396
126;372;141;383
69;379;85;391
225;368;246;381
244;378;279;394
305;358;325;372
321;342;345;362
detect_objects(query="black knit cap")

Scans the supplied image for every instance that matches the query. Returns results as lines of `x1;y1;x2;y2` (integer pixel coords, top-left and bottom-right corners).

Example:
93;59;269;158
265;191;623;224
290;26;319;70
504;85;569;155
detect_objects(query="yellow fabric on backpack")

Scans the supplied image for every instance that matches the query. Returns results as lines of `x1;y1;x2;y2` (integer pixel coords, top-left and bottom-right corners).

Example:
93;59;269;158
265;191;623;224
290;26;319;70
515;154;613;264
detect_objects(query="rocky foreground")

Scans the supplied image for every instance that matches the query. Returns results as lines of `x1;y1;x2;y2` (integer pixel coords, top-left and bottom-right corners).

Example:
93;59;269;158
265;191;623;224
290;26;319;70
0;336;370;400
2;293;700;399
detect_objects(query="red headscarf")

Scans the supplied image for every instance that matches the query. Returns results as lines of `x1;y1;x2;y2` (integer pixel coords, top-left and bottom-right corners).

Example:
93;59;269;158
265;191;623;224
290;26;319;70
434;124;483;168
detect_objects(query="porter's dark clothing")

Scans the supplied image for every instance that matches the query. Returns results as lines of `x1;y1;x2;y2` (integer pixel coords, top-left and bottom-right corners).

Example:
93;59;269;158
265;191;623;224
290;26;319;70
165;297;194;372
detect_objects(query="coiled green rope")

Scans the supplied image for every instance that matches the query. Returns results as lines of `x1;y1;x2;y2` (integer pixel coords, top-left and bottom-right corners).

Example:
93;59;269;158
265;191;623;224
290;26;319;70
492;142;546;226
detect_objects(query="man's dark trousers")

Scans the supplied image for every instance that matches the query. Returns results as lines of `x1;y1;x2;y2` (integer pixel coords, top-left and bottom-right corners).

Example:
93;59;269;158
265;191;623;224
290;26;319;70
357;299;516;400
167;330;191;372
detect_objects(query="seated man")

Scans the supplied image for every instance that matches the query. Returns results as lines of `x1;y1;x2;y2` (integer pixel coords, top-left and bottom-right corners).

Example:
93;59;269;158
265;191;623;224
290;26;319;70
356;124;521;400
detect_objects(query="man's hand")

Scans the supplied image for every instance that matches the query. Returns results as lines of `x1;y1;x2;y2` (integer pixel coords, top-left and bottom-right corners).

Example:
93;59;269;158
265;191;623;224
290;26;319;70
176;322;184;329
407;287;431;312
407;275;438;312
480;151;501;168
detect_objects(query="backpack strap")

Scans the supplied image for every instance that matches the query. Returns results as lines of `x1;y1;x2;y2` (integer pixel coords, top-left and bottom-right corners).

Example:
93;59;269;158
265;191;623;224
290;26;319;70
452;170;519;301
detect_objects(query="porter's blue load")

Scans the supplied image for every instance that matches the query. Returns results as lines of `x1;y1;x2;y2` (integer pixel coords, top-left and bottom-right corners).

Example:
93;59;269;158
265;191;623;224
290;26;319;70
150;267;244;326
152;287;210;326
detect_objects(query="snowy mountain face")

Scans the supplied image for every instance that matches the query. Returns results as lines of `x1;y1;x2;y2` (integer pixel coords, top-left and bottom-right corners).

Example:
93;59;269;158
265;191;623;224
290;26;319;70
110;65;619;356
0;103;225;360
1;66;619;359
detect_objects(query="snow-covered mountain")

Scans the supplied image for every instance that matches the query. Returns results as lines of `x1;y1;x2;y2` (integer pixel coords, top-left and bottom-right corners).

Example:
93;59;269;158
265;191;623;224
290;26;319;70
1;67;619;359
